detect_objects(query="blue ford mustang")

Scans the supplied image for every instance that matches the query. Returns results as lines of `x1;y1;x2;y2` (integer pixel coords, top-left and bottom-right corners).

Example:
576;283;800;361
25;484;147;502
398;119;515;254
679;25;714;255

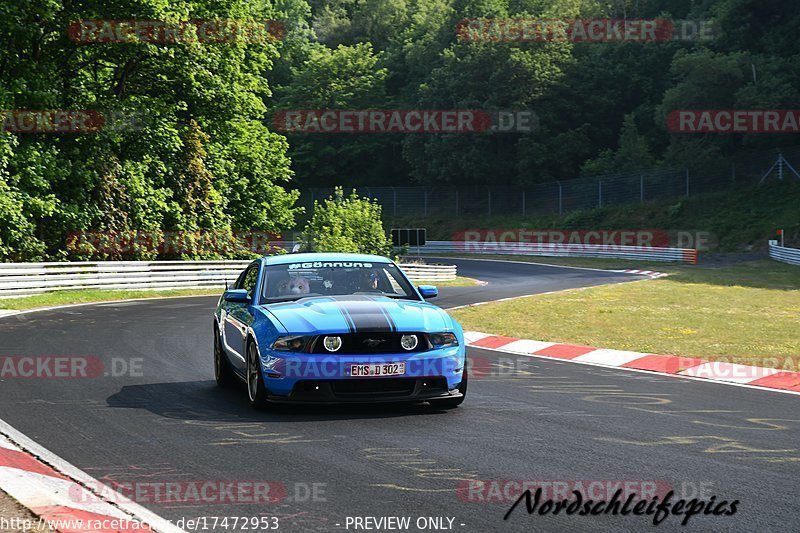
213;253;467;408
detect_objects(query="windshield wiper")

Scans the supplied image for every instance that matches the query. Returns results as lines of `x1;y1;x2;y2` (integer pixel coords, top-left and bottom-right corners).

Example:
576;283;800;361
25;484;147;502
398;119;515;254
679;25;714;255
353;291;404;298
265;294;319;303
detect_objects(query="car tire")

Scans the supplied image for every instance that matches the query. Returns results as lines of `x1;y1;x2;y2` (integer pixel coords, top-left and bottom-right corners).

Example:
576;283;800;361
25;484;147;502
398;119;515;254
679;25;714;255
246;339;269;409
214;325;235;387
430;366;468;409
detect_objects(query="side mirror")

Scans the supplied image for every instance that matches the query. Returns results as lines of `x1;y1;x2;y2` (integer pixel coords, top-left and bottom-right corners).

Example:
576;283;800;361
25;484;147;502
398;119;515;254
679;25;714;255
418;285;438;299
224;289;250;303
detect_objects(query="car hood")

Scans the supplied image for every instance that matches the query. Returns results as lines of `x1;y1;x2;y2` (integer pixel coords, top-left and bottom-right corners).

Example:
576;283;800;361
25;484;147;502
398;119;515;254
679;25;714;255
262;296;453;335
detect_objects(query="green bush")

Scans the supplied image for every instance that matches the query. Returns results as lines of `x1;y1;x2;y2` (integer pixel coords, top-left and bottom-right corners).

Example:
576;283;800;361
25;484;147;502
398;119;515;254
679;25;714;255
300;187;393;257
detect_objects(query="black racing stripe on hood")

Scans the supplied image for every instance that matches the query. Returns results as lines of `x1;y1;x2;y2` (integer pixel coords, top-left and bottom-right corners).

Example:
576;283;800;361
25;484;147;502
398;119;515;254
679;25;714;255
332;297;393;333
337;302;356;333
368;296;397;332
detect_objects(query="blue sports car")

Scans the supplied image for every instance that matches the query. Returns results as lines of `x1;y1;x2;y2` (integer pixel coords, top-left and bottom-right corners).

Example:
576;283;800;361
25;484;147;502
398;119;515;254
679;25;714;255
213;253;467;408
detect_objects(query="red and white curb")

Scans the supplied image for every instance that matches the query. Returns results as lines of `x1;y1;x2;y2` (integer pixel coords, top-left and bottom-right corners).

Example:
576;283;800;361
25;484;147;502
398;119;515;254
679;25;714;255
465;331;800;395
611;269;669;279
0;419;182;533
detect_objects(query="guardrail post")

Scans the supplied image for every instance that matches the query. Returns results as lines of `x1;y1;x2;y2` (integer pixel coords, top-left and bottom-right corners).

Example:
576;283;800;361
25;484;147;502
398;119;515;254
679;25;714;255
640;175;644;202
557;181;563;215
685;169;690;197
598;180;602;208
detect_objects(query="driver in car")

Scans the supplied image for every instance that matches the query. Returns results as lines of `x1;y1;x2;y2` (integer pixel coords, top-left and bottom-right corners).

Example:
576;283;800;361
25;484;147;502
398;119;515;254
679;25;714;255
359;269;381;292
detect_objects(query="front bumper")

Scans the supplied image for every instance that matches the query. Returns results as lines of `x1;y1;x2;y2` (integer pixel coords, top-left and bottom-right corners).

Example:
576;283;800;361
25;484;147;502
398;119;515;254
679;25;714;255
259;346;465;403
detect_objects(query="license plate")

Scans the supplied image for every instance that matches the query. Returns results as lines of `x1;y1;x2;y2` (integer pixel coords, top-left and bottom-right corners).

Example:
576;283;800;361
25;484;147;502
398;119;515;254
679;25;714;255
349;362;406;377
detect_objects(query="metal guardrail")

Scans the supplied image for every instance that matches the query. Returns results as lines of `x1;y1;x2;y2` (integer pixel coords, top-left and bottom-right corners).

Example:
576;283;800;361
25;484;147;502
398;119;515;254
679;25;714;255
416;241;698;264
769;241;800;266
0;261;251;297
271;240;696;264
397;263;458;282
0;260;457;297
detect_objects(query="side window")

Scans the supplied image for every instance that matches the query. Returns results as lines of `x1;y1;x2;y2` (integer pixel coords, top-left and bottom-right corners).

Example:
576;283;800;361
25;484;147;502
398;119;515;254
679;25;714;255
231;269;247;289
233;269;248;290
242;266;260;299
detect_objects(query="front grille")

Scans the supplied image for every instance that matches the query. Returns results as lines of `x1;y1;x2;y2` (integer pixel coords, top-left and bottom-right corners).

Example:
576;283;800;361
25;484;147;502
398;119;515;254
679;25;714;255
291;377;448;400
333;378;417;396
309;333;430;354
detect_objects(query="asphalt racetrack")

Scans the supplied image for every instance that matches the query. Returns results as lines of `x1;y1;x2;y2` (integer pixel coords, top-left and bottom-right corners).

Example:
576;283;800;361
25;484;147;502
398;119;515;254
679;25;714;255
1;258;798;532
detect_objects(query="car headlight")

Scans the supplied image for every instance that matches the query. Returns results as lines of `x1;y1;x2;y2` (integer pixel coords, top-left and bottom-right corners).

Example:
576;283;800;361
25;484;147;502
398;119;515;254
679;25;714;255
272;336;309;352
323;335;343;352
429;332;459;348
400;334;419;351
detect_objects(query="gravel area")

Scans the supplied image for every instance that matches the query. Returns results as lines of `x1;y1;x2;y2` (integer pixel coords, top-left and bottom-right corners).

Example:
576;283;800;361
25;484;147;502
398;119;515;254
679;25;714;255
0;491;53;533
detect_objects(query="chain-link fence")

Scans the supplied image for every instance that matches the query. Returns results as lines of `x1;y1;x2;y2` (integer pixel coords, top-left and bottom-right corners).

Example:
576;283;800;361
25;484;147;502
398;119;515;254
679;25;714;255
295;146;800;218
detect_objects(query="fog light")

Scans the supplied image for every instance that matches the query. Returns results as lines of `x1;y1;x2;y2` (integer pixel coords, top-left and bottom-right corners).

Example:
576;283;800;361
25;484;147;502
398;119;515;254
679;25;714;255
323;336;342;352
401;334;418;351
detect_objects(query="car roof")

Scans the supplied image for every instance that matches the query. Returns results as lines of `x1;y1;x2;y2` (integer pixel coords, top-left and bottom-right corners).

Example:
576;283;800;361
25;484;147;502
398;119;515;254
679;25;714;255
262;252;394;266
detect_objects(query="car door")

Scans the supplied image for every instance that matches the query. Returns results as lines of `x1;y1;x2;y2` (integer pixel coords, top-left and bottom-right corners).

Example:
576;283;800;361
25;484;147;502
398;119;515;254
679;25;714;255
223;263;259;372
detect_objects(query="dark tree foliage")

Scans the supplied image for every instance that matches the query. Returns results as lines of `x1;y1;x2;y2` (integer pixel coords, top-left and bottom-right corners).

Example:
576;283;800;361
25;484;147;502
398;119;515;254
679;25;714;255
0;0;796;260
270;0;799;186
0;0;300;260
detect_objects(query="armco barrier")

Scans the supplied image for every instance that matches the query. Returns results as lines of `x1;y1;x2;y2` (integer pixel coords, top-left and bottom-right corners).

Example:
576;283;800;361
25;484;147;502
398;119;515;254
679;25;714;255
416;241;698;264
769;241;800;266
395;263;457;282
0;260;457;297
270;240;697;264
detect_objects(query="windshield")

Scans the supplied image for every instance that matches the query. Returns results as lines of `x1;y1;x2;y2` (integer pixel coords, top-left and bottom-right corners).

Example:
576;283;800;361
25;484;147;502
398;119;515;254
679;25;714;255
261;261;419;303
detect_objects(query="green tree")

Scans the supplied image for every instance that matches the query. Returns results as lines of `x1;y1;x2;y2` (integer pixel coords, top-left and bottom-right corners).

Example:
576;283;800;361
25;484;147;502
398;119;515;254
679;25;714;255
0;135;46;261
167;120;224;232
0;0;300;261
300;187;393;256
582;114;655;175
273;42;401;185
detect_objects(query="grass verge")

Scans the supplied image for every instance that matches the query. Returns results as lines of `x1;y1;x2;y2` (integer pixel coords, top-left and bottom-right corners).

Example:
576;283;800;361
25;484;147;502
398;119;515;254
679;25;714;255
451;259;800;366
0;288;221;312
418;276;482;287
0;277;478;313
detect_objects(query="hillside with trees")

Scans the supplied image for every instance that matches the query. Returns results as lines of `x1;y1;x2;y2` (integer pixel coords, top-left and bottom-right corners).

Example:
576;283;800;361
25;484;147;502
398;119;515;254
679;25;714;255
1;0;797;260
